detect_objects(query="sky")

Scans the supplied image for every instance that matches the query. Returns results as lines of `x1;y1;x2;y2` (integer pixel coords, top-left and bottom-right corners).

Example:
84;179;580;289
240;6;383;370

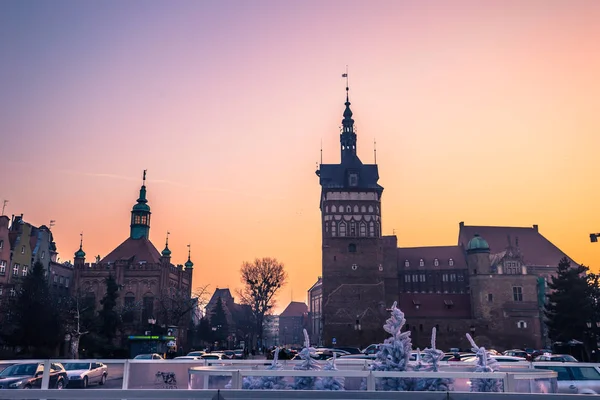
1;0;600;313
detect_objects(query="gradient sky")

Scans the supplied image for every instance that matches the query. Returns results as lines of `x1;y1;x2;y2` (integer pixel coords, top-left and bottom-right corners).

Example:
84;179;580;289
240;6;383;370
1;0;600;313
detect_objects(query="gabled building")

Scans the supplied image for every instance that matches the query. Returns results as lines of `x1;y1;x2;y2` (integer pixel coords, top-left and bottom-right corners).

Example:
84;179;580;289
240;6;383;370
278;301;308;347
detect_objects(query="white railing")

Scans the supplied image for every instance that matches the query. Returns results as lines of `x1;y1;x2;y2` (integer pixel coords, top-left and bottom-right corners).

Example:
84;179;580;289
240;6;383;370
0;358;562;392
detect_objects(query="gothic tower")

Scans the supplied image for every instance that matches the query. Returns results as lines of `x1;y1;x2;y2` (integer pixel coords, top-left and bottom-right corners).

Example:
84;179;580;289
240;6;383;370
316;82;392;347
130;170;151;240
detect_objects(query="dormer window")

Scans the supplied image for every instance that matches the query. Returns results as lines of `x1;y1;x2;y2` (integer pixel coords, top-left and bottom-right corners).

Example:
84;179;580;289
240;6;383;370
419;259;424;267
434;258;439;267
444;300;454;309
349;173;358;187
404;260;410;267
449;258;454;266
412;300;421;310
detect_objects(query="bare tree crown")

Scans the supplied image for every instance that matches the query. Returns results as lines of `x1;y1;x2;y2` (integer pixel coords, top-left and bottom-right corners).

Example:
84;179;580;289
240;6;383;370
237;257;287;316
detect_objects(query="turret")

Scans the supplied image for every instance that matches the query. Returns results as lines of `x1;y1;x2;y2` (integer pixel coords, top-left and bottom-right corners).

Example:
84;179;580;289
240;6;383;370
161;231;172;260
466;233;491;275
130;170;151;239
74;232;86;266
185;244;194;271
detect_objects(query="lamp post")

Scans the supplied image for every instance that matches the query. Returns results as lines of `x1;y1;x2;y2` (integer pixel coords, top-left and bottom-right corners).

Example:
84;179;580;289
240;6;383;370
355;317;362;348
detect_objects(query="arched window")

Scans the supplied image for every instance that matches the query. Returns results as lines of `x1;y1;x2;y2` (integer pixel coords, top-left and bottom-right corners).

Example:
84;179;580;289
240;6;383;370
331;205;337;213
434;259;439;267
141;215;147;225
353;205;359;213
449;258;454;266
339;222;347;237
361;205;366;213
419;259;424;267
348;243;357;253
134;215;141;224
517;320;527;329
325;205;329;213
368;205;374;213
346;206;351;213
404;260;410;267
350;222;356;236
360;223;367;237
331;221;337;237
369;222;375;237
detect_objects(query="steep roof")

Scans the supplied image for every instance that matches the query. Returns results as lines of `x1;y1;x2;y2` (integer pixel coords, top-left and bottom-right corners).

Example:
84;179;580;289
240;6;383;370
280;301;308;317
100;237;161;264
318;162;383;192
397;246;466;269
458;223;577;267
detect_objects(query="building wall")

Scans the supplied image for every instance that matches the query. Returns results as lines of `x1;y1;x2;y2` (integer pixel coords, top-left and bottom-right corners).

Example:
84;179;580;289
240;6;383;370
9;216;33;280
279;315;307;347
0;216;10;290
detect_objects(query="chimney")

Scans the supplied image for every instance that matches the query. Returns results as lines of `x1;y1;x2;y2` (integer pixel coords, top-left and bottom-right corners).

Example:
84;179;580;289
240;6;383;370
533;224;538;232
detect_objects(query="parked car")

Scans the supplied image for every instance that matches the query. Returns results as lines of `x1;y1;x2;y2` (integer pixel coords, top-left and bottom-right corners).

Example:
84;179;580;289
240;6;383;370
187;351;205;357
333;347;362;354
233;349;245;359
200;353;225;360
63;362;108;388
534;362;600;394
462;355;527;363
173;356;201;360
503;349;528;359
223;350;235;359
534;354;578;362
0;362;68;389
134;353;164;360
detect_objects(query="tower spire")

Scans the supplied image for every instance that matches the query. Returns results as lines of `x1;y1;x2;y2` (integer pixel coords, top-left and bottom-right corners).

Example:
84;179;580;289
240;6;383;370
130;170;152;239
161;231;172;257
74;231;86;259
185;243;194;270
374;139;377;164
340;67;357;163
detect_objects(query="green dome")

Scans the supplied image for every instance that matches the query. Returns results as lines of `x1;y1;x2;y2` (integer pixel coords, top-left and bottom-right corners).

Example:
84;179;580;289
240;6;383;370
74;248;86;259
466;234;490;253
162;246;171;257
185;258;194;269
132;202;151;212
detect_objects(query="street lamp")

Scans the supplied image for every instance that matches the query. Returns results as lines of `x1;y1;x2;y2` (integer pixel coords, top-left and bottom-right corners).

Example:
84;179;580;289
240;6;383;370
590;233;600;243
354;318;361;331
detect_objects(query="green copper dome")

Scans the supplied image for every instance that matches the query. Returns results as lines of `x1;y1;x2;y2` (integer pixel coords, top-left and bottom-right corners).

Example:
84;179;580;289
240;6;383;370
74;247;86;259
466;234;490;253
133;202;151;212
185;258;194;269
162;246;171;257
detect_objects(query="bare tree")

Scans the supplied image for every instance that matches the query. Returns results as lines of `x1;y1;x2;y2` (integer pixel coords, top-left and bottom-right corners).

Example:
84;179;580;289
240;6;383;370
155;284;211;328
62;292;95;359
236;257;287;351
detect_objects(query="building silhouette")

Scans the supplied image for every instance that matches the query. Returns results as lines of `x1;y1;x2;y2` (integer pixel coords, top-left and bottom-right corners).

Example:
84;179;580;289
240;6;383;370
315;85;575;351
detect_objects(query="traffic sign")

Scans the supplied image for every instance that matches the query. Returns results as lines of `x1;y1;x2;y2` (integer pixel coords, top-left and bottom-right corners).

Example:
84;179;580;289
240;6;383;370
332;337;337;345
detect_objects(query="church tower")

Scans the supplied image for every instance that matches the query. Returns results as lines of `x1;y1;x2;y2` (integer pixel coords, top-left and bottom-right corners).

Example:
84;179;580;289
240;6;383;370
130;170;151;240
316;80;393;347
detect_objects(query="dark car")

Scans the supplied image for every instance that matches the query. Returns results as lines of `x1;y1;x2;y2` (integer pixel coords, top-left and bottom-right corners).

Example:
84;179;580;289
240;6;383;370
0;362;68;389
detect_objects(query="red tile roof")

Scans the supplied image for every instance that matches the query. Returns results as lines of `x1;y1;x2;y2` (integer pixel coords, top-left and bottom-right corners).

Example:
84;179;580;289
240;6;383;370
458;224;576;267
280;301;308;317
100;237;161;264
397;246;466;269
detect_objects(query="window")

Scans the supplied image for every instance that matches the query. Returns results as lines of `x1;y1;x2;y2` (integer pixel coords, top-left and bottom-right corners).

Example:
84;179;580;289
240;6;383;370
361;205;366;213
134;215;141;224
21;245;25;254
10;288;16;297
351;264;358;270
350;222;356;236
412;274;418;282
59;276;64;285
331;221;337;237
487;293;493;302
141;215;147;225
420;274;426;282
404;260;410;267
0;260;5;275
449;258;454;266
346;206;351;213
0;286;2;295
0;240;3;249
450;273;456;282
368;205;373;213
22;266;28;276
517;320;527;329
331;205;337;213
348;243;357;253
54;275;58;283
369;222;375;237
434;258;439;267
419;259;424;267
353;205;359;213
513;286;523;301
65;278;70;288
339;222;347;237
442;273;448;282
571;366;600;381
13;264;19;276
404;275;411;283
360;223;366;237
349;173;358;187
41;251;45;259
325;206;329;213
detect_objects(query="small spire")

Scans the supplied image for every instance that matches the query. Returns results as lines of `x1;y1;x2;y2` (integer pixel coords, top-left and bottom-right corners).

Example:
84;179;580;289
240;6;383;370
142;169;147;186
161;231;172;257
74;231;86;259
166;231;170;246
185;243;194;269
79;232;83;250
374;139;377;164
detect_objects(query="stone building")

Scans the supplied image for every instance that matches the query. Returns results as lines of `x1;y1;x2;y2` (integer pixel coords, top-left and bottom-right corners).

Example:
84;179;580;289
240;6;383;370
278;301;309;347
72;172;194;348
315;85;575;351
205;288;253;348
307;277;323;346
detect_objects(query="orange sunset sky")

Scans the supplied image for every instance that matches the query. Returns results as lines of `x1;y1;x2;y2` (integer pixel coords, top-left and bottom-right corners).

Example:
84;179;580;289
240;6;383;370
1;1;600;313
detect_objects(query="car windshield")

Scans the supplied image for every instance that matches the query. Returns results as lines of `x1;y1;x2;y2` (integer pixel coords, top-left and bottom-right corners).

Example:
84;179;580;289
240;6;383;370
0;363;38;377
63;363;91;370
556;355;578;362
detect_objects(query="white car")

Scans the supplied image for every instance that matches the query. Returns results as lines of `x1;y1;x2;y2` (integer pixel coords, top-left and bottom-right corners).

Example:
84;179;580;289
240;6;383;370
63;362;108;388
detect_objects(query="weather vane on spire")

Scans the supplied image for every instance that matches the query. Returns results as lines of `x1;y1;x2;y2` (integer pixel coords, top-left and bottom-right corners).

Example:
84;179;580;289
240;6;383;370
142;169;147;185
342;65;349;92
187;243;191;259
79;232;84;248
165;231;170;245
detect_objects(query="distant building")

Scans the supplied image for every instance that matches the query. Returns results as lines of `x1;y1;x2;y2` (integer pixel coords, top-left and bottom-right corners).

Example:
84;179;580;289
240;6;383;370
72;172;194;349
278;301;309;347
307;277;322;346
315;85;575;351
263;315;279;348
206;288;253;348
